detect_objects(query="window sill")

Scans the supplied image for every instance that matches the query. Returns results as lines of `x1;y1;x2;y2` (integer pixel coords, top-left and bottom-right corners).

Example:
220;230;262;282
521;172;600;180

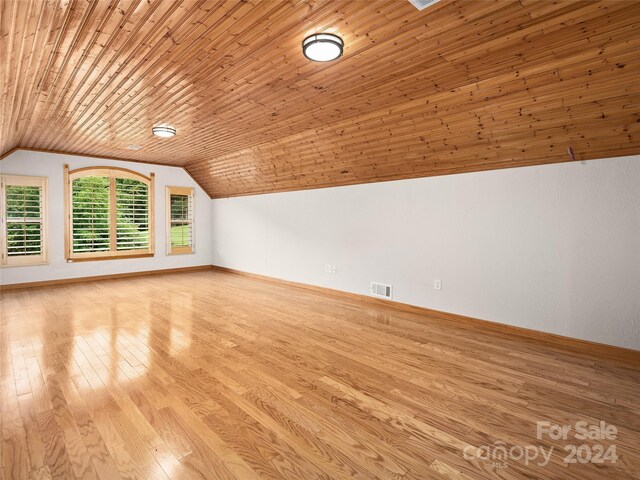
167;249;195;256
67;253;155;263
1;259;50;268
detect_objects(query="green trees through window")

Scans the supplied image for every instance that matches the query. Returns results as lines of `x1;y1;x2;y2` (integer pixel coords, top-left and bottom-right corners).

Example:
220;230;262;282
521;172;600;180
116;178;150;251
170;194;191;247
1;175;48;267
72;176;110;253
5;185;43;257
166;186;193;255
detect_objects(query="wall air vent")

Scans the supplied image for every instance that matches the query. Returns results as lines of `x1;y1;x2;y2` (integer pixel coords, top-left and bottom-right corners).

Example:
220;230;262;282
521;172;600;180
371;282;392;299
408;0;441;11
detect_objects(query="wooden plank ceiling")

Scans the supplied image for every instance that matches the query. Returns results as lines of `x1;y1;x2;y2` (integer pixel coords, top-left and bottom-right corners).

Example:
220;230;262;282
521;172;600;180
1;0;639;198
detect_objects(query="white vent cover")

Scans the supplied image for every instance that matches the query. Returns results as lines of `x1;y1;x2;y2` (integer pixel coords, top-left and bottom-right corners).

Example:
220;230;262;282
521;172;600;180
408;0;441;11
371;282;392;299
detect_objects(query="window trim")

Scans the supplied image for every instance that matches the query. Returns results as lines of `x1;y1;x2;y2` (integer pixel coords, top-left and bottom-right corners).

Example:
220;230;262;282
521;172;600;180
166;186;195;255
0;175;49;267
64;165;155;261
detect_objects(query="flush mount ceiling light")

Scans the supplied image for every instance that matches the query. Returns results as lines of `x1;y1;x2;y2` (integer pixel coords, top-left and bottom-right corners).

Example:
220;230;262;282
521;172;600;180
152;125;176;138
302;33;343;62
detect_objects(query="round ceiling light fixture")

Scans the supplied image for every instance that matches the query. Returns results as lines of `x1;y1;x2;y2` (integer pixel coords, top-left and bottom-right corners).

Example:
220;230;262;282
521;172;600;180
302;33;343;62
152;125;176;138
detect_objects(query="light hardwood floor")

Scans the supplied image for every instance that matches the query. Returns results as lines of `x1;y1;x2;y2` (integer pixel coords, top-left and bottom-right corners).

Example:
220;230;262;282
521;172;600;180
1;270;639;479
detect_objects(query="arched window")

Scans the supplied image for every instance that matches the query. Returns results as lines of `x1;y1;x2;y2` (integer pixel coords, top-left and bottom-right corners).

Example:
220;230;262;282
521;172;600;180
64;166;154;260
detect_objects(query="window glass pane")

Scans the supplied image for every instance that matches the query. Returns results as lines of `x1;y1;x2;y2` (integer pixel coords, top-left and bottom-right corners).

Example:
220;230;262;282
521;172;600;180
116;178;149;251
72;176;110;253
5;185;41;219
171;222;191;247
6;222;42;256
170;194;190;220
4;184;43;258
170;193;192;248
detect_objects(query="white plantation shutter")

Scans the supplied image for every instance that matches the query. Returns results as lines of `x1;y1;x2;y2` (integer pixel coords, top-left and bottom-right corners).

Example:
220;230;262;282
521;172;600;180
65;166;154;260
6;186;43;256
166;186;194;254
1;176;48;266
71;176;111;253
116;178;150;251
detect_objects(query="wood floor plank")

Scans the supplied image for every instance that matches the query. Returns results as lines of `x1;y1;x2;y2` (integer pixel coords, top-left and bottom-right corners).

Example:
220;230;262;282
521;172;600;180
16;393;46;472
1;269;638;479
37;409;75;480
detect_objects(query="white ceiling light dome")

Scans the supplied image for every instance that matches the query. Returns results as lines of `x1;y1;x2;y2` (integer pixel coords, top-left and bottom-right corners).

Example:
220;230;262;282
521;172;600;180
152;125;176;138
302;33;343;62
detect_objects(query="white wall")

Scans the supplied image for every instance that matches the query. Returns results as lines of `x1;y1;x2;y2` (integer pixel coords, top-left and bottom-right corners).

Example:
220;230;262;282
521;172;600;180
212;156;640;350
0;150;212;284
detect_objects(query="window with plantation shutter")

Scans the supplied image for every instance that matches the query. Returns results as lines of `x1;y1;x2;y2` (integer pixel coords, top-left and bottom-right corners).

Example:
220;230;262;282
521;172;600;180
65;166;154;261
0;175;48;267
166;186;194;255
116;178;150;251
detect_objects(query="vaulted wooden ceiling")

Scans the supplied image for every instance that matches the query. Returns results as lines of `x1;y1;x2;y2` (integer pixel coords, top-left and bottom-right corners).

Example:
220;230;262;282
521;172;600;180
1;0;639;198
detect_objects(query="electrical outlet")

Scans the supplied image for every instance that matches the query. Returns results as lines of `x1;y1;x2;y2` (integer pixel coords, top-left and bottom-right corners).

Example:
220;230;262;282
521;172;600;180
325;264;337;274
434;279;442;290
